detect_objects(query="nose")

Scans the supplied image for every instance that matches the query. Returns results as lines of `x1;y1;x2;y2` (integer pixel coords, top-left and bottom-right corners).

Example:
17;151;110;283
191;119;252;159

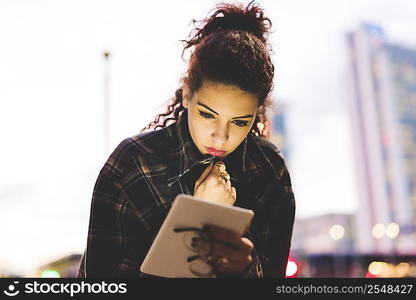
211;122;229;146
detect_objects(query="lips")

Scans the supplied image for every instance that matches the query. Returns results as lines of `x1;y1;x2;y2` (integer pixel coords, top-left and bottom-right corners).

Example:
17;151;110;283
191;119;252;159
206;147;226;156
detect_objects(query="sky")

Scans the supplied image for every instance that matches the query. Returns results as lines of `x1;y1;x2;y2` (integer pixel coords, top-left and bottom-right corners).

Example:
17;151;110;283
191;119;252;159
1;0;416;275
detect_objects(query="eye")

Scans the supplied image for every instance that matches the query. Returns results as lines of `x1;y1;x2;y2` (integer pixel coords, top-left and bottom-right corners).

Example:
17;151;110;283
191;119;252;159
198;110;214;119
232;120;249;127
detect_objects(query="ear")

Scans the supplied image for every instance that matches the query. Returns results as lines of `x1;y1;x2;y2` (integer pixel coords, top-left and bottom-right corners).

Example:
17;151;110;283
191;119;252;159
182;84;190;109
256;104;265;114
182;95;189;109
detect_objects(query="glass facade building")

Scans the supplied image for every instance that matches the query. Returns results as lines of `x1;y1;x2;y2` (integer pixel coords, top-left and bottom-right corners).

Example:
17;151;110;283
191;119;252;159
347;23;416;254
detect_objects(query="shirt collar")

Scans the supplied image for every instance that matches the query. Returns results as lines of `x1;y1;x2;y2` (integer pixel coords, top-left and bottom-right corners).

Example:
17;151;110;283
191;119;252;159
176;111;209;172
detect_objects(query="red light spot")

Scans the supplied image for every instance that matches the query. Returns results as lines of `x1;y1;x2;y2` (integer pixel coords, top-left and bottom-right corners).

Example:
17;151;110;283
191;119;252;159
365;271;377;278
286;258;298;277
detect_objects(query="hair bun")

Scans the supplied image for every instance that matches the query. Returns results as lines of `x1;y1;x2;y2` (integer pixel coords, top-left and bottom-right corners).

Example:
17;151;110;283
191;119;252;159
187;1;272;47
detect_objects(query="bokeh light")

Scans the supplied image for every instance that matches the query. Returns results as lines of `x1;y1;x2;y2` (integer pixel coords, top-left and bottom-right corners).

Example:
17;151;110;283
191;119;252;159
368;261;387;276
328;224;345;240
372;224;386;239
40;270;61;278
386;222;400;239
286;259;298;277
396;263;410;277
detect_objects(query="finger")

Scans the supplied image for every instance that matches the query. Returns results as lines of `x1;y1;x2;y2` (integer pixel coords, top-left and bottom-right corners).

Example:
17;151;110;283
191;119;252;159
200;161;216;181
212;163;231;188
192;240;211;258
214;161;226;172
207;255;250;273
240;237;254;253
211;161;224;177
218;176;231;191
210;239;253;262
208;167;230;188
224;191;236;206
215;263;245;274
203;225;240;244
205;226;253;254
224;177;232;190
230;186;236;197
194;229;247;256
195;161;215;187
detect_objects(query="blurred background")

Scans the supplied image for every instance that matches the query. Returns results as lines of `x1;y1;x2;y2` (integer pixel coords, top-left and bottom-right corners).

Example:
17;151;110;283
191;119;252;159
0;0;415;278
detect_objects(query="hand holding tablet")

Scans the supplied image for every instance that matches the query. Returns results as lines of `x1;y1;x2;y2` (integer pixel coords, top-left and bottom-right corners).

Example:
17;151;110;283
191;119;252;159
140;194;254;277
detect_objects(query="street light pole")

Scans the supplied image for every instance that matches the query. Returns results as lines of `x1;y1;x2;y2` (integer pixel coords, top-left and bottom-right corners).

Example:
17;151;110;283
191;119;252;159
103;50;111;157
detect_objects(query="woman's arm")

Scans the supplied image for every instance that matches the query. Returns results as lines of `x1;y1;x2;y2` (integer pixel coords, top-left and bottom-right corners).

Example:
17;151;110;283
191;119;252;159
78;170;152;278
260;164;296;278
78;172;122;277
78;140;150;278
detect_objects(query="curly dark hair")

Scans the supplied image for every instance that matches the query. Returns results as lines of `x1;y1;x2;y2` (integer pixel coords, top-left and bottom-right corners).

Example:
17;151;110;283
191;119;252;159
141;1;275;138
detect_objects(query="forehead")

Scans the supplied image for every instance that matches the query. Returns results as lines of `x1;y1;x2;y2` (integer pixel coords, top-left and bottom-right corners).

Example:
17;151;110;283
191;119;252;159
192;80;258;114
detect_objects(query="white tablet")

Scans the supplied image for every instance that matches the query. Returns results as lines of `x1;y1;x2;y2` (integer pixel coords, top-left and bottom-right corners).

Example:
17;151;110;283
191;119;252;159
140;193;254;278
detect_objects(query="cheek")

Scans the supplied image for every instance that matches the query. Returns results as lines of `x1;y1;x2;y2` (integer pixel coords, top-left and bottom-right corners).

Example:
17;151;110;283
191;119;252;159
188;117;208;140
193;123;207;136
234;130;249;144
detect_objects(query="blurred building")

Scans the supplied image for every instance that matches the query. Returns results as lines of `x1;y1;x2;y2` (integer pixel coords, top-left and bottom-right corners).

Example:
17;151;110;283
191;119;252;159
298;253;416;278
292;213;355;255
290;213;416;277
291;213;355;277
346;23;416;255
268;103;289;160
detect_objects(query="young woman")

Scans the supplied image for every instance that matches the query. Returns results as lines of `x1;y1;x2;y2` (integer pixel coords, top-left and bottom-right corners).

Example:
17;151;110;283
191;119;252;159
78;1;295;278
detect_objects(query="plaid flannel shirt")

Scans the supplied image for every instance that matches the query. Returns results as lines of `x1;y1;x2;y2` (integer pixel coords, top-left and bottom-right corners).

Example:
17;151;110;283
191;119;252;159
77;111;295;278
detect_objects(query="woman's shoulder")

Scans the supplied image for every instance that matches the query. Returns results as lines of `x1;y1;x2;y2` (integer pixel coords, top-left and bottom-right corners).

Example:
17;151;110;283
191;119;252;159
101;126;175;178
248;134;289;181
251;134;284;163
119;126;174;156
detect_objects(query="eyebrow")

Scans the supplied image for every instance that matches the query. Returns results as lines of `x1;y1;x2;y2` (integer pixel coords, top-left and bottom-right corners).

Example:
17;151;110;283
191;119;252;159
197;101;254;119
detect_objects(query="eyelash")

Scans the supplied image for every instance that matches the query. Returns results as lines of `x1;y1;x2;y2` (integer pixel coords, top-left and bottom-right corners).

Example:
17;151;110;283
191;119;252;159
198;110;249;127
